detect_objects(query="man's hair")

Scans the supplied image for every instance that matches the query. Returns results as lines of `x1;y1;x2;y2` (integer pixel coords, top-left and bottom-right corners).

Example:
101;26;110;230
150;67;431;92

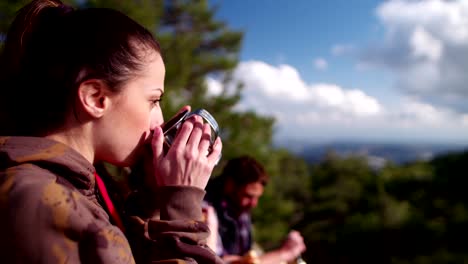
219;156;269;187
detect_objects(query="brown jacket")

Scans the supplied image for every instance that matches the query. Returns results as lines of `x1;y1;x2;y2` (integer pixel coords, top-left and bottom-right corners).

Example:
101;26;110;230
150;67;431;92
0;136;223;264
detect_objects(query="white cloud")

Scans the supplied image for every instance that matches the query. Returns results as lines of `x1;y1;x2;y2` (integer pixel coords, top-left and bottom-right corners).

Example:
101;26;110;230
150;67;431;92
410;26;443;62
232;61;310;101
309;84;381;115
206;76;223;96
202;0;468;144
313;58;328;70
377;0;468;45
228;61;381;117
362;0;468;112
390;98;457;126
206;61;468;142
462;114;468;126
332;44;354;56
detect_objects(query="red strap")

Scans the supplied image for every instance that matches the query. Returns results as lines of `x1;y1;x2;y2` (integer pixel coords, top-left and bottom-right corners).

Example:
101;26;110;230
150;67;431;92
94;172;126;233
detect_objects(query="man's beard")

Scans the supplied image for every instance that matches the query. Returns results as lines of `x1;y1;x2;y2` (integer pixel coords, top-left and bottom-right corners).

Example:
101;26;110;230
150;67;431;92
227;196;251;216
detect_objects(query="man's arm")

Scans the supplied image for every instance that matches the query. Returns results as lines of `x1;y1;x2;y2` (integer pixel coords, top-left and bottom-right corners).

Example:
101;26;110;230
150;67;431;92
201;202;220;253
259;231;306;264
257;249;296;264
219;231;306;264
220;249;293;264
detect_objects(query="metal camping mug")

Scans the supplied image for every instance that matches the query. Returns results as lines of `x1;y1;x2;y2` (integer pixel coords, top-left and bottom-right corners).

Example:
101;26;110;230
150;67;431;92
161;109;220;162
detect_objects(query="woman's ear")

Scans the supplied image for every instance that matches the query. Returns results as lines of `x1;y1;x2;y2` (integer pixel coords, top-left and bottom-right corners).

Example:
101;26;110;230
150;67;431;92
77;79;111;118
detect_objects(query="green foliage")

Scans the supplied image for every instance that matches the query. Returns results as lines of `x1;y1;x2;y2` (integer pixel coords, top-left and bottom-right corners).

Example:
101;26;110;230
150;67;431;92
0;0;32;33
0;0;35;51
83;0;163;31
252;150;311;249
297;150;468;264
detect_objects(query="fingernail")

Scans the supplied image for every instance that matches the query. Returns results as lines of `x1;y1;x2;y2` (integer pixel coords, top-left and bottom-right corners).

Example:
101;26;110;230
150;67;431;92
153;127;161;136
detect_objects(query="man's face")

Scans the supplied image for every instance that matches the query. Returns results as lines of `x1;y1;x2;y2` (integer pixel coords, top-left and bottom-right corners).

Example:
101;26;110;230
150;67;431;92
233;182;264;213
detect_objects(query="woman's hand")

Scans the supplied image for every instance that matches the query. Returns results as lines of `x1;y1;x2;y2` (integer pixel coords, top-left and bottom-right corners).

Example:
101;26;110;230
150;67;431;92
150;106;222;189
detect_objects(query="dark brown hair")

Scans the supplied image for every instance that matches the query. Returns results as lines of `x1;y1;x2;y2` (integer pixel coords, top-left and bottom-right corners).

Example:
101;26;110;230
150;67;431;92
219;156;269;187
0;0;161;136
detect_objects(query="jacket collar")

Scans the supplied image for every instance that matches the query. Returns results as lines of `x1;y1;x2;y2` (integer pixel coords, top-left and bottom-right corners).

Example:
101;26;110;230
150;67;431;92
0;136;96;193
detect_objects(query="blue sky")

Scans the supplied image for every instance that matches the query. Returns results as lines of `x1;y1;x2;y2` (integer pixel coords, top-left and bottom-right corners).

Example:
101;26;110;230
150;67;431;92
207;0;468;145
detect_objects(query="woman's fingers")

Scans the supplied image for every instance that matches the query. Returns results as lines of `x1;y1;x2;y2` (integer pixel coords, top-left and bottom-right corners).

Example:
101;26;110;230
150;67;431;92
151;126;164;162
151;107;222;188
207;137;222;165
198;123;212;155
186;116;205;156
170;115;216;159
170;116;195;153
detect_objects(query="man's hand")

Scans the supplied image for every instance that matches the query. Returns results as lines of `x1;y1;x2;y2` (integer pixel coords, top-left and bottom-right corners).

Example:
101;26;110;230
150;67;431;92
227;250;260;264
251;230;306;264
278;230;306;262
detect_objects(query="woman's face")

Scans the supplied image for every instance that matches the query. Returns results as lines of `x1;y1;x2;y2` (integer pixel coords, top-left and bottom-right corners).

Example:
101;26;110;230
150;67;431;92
95;50;165;166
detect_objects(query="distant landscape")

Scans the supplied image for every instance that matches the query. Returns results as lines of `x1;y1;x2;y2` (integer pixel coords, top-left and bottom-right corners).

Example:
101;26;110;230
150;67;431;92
275;139;468;166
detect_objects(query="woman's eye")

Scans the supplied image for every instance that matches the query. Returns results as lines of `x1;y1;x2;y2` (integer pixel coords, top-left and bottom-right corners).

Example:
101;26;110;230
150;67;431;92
151;99;161;107
150;94;163;108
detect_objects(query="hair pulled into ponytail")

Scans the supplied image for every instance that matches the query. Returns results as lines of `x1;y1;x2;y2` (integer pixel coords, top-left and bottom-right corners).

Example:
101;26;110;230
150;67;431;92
0;0;159;136
1;0;72;78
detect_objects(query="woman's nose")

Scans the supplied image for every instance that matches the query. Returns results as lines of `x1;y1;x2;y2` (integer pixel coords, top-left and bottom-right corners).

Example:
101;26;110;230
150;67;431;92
150;110;164;130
